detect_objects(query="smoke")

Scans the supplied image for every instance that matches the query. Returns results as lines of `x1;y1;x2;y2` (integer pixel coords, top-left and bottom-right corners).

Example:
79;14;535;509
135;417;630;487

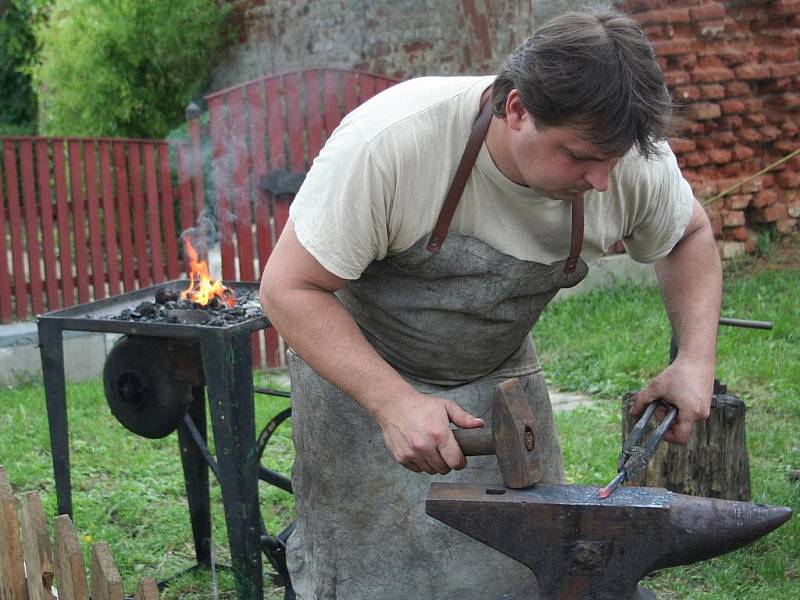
178;207;216;265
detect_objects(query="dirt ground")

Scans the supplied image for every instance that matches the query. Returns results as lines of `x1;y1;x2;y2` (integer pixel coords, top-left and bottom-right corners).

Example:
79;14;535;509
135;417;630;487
729;232;800;274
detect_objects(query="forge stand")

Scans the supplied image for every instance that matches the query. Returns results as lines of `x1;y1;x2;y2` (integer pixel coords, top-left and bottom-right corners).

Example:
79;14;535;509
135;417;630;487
38;281;268;599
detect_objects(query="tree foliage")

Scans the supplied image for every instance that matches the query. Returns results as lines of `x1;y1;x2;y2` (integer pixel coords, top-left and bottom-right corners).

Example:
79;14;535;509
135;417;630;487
32;0;230;138
0;0;45;134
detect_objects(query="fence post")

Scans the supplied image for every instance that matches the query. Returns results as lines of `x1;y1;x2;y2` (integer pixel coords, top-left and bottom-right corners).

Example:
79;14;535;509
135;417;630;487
90;543;123;600
133;578;159;600
53;515;89;600
186;103;206;221
0;466;27;600
20;492;55;600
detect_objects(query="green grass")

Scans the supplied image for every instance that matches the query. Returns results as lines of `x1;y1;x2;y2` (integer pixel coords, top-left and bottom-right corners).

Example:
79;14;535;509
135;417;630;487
0;374;292;599
1;240;798;599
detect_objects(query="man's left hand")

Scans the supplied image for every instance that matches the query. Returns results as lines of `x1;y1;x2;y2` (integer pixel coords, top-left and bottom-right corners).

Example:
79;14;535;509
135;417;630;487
629;356;713;444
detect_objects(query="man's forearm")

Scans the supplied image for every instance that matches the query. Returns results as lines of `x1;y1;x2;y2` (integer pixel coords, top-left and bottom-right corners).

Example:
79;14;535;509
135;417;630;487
263;284;416;415
631;200;722;442
655;201;722;371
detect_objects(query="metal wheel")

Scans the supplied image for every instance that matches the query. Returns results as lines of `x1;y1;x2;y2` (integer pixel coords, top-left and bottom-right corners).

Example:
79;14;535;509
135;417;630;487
254;388;295;594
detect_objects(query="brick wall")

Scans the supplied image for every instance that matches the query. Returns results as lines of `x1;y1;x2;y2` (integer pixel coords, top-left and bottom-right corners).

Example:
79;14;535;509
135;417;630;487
623;0;800;257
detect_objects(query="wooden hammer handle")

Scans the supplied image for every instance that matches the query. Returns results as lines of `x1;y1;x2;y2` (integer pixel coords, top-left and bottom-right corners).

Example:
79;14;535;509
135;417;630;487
452;428;494;456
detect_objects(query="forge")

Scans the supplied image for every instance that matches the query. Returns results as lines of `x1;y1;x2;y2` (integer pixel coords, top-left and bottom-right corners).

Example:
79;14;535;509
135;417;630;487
426;482;792;600
38;279;270;599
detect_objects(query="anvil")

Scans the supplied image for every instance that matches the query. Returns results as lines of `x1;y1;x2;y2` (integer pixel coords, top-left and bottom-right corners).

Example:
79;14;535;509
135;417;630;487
426;483;792;600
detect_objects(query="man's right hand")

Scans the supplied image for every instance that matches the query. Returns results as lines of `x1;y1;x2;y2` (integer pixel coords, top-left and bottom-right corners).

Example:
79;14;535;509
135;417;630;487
371;392;485;475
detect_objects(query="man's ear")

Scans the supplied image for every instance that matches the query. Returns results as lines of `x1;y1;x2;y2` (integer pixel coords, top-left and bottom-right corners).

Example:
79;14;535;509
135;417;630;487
505;89;530;132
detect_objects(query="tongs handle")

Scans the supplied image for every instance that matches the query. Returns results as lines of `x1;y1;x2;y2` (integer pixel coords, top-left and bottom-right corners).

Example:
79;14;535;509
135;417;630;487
619;399;678;476
641;401;678;457
601;399;678;499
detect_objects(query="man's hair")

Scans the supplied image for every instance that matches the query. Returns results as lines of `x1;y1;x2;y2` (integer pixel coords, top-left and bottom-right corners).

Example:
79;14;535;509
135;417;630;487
491;5;674;159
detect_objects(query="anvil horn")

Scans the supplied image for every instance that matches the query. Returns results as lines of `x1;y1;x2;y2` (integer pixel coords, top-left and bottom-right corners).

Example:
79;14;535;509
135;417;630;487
658;493;792;568
426;483;792;600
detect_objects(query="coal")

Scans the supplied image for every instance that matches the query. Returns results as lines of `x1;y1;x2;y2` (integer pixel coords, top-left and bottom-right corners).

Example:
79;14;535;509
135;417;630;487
103;286;264;327
155;287;180;304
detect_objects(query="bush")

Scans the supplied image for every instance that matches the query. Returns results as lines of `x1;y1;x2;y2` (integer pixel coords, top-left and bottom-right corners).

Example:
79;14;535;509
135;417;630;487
32;0;230;138
0;0;43;134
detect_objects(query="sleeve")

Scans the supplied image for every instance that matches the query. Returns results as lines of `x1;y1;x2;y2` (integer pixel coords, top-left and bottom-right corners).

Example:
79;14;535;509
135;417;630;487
621;144;695;264
289;120;393;280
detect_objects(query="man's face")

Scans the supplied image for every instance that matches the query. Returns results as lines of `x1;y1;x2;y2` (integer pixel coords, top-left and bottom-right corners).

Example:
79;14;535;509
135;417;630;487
504;91;622;201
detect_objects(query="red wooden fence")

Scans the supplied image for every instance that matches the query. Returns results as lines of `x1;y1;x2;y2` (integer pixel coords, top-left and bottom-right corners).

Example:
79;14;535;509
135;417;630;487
203;68;398;367
0;137;203;321
0;68;395;372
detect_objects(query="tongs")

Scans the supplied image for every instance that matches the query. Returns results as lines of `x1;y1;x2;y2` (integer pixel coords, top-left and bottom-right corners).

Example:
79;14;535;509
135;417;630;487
598;399;678;499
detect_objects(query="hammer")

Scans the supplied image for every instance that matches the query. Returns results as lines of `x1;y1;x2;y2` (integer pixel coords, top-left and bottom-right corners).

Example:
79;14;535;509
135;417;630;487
451;378;542;489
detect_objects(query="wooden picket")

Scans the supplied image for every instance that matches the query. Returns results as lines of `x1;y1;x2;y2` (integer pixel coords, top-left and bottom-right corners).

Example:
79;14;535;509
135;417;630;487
0;467;160;600
35;140;59;309
0;466;27;600
203;68;398;367
0;156;12;323
0;137;202;322
3;140;27;320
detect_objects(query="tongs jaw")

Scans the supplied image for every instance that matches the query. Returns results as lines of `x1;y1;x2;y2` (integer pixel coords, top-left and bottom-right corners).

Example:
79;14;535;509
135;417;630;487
598;399;678;499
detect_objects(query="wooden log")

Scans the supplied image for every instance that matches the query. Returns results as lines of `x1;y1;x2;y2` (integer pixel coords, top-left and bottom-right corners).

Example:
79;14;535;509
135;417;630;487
53;515;89;600
0;466;28;600
622;393;751;500
90;543;123;600
133;577;160;600
19;493;55;600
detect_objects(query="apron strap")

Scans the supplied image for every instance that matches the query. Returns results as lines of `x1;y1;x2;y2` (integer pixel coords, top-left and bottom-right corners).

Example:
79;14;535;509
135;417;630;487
565;198;584;273
426;101;493;253
425;96;585;271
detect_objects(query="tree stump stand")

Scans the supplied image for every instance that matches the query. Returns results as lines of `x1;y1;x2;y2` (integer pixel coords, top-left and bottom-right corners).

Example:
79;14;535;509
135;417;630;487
621;393;751;501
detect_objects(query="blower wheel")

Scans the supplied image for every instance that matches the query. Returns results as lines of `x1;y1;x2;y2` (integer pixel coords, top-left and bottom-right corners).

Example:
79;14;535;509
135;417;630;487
103;335;193;439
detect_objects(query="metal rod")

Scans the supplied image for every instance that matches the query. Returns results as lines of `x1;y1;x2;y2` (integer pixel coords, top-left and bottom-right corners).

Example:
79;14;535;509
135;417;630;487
258;466;293;494
182;413;222;480
254;386;291;398
719;317;773;330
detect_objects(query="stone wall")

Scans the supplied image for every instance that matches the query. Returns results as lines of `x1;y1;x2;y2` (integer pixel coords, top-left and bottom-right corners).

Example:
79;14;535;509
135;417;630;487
213;0;537;90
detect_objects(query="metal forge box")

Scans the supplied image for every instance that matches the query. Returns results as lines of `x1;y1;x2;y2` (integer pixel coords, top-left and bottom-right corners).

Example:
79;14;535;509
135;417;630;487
38;280;270;598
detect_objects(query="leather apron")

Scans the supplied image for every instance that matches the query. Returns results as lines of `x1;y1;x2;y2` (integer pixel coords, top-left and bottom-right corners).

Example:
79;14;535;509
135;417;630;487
287;101;589;599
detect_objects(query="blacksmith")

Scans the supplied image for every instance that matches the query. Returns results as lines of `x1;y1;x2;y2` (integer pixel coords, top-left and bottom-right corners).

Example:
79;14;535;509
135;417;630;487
260;5;722;599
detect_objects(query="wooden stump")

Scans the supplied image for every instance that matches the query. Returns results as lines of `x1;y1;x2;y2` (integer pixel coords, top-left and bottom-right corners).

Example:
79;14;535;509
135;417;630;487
621;393;751;501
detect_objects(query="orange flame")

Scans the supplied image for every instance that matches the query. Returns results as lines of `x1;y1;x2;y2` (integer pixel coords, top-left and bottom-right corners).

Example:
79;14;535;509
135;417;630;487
181;238;236;308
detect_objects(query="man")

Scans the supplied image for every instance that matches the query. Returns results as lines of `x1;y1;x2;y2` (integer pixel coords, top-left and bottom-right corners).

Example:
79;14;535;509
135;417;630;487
260;6;722;599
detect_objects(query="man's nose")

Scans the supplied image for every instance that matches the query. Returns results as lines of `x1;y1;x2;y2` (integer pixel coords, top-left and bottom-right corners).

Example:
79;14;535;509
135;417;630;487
585;161;612;192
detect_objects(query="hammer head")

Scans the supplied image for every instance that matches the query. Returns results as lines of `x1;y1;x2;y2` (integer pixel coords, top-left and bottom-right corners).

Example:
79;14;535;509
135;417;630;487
493;378;542;489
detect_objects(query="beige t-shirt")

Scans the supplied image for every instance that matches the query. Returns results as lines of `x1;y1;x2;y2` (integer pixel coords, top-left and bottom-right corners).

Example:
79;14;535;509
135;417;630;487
291;76;694;280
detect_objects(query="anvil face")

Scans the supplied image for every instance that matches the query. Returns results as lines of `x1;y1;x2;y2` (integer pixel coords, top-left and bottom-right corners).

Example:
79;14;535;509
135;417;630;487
426;483;792;600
